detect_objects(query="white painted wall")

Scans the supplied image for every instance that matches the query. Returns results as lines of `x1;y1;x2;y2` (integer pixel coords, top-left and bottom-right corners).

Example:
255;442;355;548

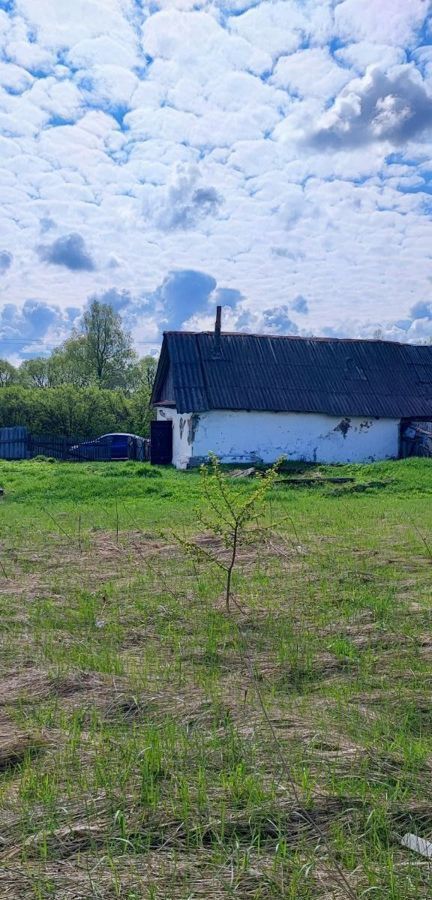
156;407;196;468
157;407;400;467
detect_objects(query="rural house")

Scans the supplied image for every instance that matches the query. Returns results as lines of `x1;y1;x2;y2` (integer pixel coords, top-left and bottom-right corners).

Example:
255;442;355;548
151;309;432;468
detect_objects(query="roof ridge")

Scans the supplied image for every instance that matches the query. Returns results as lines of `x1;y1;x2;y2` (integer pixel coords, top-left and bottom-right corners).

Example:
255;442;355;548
163;330;429;347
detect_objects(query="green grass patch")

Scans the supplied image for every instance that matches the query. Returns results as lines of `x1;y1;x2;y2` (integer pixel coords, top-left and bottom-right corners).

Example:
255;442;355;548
0;458;431;897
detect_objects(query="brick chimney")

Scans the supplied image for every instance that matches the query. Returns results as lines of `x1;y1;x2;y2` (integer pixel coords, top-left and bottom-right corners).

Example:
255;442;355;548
214;305;222;355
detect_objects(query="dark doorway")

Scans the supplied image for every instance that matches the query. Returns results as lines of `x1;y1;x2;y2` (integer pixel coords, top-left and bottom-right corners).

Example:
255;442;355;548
151;420;173;465
400;420;432;458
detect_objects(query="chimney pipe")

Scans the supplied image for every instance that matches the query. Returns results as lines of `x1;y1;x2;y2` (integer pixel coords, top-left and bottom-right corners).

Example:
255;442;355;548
214;305;222;355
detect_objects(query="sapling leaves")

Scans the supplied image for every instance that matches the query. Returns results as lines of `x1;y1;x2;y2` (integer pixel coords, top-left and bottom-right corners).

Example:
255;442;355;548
174;454;286;611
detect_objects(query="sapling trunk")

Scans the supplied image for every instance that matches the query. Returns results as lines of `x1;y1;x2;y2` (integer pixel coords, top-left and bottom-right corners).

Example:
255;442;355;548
173;454;286;613
225;522;239;611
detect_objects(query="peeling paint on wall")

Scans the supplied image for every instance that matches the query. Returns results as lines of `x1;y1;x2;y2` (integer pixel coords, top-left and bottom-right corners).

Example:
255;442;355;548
157;408;400;468
334;417;351;438
155;408;194;468
191;411;399;467
188;414;200;445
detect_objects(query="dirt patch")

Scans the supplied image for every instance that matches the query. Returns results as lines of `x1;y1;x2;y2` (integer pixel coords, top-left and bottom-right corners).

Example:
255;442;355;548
22;823;108;859
101;685;217;729
0;531;181;604
0;720;45;772
391;804;432;835
0;668;52;706
179;532;301;577
92;530;177;561
257;650;359;691
0;850;353;899
0;668;114;708
50;671;110;697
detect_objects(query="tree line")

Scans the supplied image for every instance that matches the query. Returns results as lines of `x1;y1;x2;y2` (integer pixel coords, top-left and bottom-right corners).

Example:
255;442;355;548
0;300;157;438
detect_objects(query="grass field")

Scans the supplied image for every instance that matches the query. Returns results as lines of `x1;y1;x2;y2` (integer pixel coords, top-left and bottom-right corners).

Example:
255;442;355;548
0;457;431;899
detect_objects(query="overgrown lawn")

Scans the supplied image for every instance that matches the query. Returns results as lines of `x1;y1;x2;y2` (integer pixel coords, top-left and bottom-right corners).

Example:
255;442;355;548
0;458;431;898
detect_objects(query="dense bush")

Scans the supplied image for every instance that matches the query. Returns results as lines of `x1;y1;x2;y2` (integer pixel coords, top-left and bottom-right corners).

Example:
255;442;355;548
0;384;153;438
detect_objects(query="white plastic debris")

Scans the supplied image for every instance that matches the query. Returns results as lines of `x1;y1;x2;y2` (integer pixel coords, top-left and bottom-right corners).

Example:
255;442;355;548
401;833;432;859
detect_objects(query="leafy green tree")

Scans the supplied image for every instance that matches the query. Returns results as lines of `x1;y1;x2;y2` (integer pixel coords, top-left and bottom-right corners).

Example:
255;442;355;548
37;385;131;436
128;355;157;434
81;300;136;388
0;299;156;436
49;337;92;388
0;359;18;387
18;358;50;388
129;389;154;436
129;355;158;392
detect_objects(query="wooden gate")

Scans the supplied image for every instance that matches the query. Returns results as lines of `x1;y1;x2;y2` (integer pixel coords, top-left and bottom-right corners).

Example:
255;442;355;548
150;420;173;465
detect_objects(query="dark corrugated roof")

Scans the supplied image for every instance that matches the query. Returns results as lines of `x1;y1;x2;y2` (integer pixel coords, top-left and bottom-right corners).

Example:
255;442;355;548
152;331;432;418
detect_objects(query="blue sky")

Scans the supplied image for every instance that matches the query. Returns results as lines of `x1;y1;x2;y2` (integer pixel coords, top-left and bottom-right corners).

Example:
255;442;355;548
1;0;432;360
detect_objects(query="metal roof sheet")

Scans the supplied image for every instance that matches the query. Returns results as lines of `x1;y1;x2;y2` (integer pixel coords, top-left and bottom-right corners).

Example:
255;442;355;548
152;332;432;418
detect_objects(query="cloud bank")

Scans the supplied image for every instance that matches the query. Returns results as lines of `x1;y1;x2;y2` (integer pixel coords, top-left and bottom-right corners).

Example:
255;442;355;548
0;0;431;360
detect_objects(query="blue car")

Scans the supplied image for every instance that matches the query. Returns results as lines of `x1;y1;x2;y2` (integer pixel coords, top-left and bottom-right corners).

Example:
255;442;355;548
70;433;148;461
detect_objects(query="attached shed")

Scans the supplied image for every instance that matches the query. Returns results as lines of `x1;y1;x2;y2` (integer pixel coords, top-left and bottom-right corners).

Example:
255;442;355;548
151;312;432;468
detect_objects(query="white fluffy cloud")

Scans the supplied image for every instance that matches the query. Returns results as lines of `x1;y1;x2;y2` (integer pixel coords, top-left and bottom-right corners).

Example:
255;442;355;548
334;0;428;47
309;64;432;147
0;0;432;360
335;41;406;74
14;0;137;49
229;1;333;58
272;47;351;99
142;9;271;76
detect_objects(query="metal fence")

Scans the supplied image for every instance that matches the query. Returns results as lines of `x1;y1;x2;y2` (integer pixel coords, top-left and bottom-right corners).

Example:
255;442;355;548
0;427;28;460
0;428;150;462
29;435;112;462
29;435;150;462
